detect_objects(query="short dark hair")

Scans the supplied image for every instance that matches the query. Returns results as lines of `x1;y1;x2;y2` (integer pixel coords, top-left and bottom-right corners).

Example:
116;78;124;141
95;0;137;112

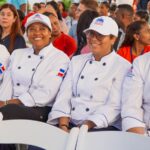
72;3;79;7
109;3;117;12
135;10;149;22
46;1;62;21
33;3;41;9
100;2;110;9
80;0;99;11
117;4;134;16
40;2;45;5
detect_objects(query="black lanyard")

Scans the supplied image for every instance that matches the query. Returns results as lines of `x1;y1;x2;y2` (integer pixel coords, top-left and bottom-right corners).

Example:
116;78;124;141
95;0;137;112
130;47;144;63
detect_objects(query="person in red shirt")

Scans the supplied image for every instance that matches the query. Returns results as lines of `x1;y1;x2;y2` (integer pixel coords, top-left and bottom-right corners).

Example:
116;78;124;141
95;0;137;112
117;20;150;63
43;12;77;58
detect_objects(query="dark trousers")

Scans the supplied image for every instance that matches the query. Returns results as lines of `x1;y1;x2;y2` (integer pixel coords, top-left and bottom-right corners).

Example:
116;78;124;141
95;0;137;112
0;104;51;150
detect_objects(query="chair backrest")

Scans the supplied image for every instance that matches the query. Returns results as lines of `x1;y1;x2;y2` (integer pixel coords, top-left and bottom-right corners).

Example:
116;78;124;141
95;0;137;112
0;120;79;150
76;125;150;150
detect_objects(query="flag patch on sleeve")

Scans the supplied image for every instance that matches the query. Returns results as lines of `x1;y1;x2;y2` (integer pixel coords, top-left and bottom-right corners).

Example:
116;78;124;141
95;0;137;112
57;68;65;77
0;63;5;74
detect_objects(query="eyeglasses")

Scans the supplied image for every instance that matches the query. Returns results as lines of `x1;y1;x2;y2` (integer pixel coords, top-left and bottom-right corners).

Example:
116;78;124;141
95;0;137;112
85;30;106;41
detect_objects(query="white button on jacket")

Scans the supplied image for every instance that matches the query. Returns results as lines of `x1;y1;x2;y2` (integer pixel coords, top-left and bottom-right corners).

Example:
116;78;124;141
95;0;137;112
0;43;70;107
122;52;150;131
48;51;131;128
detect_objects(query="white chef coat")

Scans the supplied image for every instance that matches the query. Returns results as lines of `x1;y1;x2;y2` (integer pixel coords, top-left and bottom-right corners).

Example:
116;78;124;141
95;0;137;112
0;44;10;83
0;43;70;107
122;52;150;131
48;51;131;128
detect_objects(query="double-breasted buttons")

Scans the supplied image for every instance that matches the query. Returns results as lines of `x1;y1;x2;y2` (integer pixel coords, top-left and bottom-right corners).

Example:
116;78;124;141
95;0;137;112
72;107;75;111
80;75;84;79
94;78;98;81
89;61;92;64
40;56;43;59
103;62;106;66
28;55;31;58
90;95;93;99
32;68;35;71
16;83;20;86
86;108;90;112
18;66;21;69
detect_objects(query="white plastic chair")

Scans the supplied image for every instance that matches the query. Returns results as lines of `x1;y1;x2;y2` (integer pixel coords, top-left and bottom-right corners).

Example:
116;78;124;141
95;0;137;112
76;125;150;150
0;120;79;150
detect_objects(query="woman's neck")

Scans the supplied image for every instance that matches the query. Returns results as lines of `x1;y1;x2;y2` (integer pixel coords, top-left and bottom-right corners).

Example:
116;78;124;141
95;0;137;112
33;42;50;55
132;42;145;56
2;27;11;38
51;32;62;42
93;48;112;61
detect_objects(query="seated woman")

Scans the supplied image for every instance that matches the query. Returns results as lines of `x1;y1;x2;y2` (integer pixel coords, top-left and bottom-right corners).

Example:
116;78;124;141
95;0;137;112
121;52;150;135
0;4;26;54
117;20;150;63
0;13;70;121
48;16;131;132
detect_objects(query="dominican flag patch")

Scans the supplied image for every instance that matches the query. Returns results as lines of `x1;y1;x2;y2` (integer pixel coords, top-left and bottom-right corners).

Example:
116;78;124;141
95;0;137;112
0;63;5;74
57;68;65;77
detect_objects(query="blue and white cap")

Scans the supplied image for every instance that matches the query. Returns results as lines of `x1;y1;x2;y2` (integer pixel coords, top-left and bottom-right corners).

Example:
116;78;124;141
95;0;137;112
84;16;118;37
25;13;52;31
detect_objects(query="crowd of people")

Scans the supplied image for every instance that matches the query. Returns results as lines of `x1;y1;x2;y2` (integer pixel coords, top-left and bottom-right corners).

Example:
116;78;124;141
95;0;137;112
0;0;150;150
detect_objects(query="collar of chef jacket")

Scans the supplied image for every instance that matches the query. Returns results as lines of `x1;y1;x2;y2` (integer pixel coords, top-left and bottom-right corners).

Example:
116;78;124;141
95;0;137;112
31;43;55;58
91;50;116;64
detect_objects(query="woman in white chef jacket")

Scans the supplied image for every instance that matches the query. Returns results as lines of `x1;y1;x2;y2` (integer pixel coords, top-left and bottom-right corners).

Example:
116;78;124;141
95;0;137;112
121;52;150;135
48;16;131;132
0;13;70;121
0;44;10;83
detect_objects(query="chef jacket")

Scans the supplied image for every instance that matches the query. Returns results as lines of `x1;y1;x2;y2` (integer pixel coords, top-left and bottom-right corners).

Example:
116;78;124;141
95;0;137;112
0;43;70;107
122;52;150;131
48;51;131;128
0;44;10;83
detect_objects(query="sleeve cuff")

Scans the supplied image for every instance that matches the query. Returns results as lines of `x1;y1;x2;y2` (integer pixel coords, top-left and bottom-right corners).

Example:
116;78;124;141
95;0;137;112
47;110;70;125
19;92;35;107
122;117;145;131
87;114;108;128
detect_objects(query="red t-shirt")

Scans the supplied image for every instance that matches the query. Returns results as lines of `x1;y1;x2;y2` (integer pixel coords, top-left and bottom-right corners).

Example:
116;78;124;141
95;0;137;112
53;32;77;57
117;45;150;63
62;11;68;18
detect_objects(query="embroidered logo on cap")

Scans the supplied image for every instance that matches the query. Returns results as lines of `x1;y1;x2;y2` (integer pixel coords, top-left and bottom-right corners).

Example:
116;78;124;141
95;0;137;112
0;63;5;74
94;18;104;26
57;68;65;77
33;14;43;20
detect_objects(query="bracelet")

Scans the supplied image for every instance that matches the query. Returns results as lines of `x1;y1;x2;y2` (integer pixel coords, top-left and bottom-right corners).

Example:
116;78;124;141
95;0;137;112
4;100;9;105
60;124;69;129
